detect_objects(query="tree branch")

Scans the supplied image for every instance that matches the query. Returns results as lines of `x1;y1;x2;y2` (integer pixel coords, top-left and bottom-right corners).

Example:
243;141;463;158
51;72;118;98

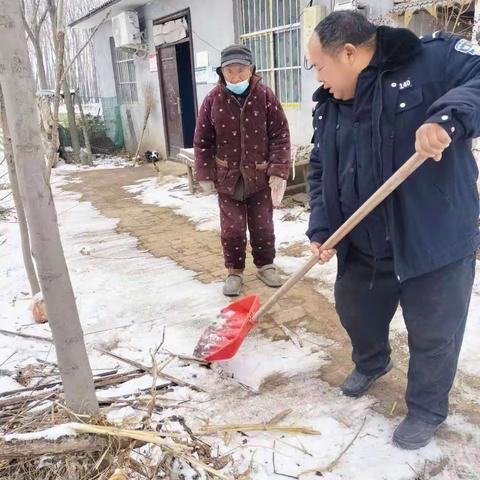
38;6;49;29
18;0;36;44
32;0;41;25
61;9;111;84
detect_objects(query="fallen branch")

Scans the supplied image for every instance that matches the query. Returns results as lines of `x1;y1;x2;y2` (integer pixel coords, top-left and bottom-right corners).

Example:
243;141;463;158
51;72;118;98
0;390;58;411
0;434;111;459
0;329;52;343
0;368;140;399
0;370;152;418
96;349;205;393
93;369;145;389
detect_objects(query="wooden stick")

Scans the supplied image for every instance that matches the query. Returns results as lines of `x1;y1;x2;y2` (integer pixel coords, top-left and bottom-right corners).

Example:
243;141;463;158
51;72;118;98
253;153;426;322
160;349;210;366
0;351;17;369
196;423;320;436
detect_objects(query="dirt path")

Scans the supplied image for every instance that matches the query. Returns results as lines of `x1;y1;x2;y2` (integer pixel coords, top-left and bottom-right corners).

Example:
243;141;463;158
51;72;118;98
62;164;480;432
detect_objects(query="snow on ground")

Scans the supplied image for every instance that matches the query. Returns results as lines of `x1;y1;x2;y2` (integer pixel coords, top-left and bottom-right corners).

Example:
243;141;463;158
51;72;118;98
125;176;309;247
126;176;480;379
55;154;132;171
0;166;479;477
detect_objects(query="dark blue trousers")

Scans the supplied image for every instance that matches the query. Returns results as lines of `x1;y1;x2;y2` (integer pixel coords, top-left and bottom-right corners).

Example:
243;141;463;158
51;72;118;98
334;248;476;424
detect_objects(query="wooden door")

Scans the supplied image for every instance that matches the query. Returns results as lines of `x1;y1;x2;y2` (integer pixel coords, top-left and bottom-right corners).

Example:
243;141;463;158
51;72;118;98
158;45;184;157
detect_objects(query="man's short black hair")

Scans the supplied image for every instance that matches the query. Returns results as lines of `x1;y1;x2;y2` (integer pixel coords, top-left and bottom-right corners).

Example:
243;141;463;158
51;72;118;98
314;11;377;54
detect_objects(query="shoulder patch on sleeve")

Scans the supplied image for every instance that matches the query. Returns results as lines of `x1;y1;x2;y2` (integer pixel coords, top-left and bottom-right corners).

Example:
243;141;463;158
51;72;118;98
454;38;480;56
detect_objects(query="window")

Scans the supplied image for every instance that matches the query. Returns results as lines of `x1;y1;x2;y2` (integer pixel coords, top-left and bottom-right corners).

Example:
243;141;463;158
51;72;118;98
110;37;138;104
238;0;301;107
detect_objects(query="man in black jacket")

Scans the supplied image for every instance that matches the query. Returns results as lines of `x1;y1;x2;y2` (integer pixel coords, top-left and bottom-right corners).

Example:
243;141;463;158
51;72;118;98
307;11;480;449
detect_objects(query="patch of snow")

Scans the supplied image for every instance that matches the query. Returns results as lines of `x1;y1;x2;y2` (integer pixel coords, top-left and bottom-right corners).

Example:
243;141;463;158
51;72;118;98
54;155;132;172
124;177;310;247
106;406;144;425
4;424;76;442
96;374;161;401
0;375;23;393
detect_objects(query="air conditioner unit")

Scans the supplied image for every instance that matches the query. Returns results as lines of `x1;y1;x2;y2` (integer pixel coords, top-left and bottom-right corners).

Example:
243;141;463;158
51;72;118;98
112;11;141;48
334;0;357;11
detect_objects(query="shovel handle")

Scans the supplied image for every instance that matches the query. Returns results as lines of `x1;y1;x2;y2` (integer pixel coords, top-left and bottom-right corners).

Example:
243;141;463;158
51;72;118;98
252;152;427;322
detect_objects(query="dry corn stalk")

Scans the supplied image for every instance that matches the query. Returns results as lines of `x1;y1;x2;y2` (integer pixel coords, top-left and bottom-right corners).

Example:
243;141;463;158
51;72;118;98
109;468;129;480
69;423;232;480
197;423;321;436
70;423;187;452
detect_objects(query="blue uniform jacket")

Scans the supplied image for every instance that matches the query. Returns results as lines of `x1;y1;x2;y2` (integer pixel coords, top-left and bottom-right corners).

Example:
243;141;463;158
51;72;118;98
307;27;480;281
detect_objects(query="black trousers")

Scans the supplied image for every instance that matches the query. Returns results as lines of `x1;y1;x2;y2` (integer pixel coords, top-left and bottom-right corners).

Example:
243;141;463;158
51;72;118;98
334;248;476;424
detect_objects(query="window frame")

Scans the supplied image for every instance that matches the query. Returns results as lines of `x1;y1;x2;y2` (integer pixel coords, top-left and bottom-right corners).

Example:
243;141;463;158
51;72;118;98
238;0;302;108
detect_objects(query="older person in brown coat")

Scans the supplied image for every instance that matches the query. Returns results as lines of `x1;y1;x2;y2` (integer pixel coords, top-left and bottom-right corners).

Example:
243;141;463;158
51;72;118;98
194;45;291;296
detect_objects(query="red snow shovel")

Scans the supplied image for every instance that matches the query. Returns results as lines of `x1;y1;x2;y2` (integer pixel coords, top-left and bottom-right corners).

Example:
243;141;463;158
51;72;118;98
194;153;427;361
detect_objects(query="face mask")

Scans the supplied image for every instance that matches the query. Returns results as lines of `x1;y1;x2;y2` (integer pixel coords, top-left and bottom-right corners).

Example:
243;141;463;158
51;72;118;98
226;79;249;95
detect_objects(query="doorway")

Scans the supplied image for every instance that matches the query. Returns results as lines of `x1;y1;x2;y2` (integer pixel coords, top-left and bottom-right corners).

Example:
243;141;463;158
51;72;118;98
155;9;197;158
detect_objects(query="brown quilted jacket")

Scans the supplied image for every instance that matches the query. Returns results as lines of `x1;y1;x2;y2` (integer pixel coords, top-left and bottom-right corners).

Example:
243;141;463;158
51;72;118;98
194;76;291;197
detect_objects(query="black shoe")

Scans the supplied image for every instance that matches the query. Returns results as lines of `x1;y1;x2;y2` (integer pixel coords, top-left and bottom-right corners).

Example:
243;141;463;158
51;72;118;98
341;360;393;397
393;415;439;450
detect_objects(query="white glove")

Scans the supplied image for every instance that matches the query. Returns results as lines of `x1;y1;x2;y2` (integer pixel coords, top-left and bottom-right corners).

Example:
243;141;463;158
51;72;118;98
269;176;287;207
199;180;215;194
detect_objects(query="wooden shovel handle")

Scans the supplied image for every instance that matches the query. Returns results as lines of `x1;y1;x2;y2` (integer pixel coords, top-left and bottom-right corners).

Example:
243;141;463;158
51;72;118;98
252;152;427;322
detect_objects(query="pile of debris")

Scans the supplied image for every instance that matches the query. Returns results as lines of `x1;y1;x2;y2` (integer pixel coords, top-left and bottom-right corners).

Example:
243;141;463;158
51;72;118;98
0;346;235;479
0;334;323;479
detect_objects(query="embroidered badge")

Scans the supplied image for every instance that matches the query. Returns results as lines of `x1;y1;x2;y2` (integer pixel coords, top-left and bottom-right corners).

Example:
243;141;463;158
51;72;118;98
455;38;480;56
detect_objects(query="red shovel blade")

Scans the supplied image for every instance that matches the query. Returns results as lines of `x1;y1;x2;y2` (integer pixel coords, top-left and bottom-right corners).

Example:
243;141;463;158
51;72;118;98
193;295;260;361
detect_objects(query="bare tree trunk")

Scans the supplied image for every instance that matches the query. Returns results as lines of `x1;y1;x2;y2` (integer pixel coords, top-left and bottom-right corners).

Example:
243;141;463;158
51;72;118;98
32;39;48;90
76;88;91;155
19;0;49;90
0;0;98;415
0;87;40;296
47;0;65;175
63;77;81;162
47;0;80;166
